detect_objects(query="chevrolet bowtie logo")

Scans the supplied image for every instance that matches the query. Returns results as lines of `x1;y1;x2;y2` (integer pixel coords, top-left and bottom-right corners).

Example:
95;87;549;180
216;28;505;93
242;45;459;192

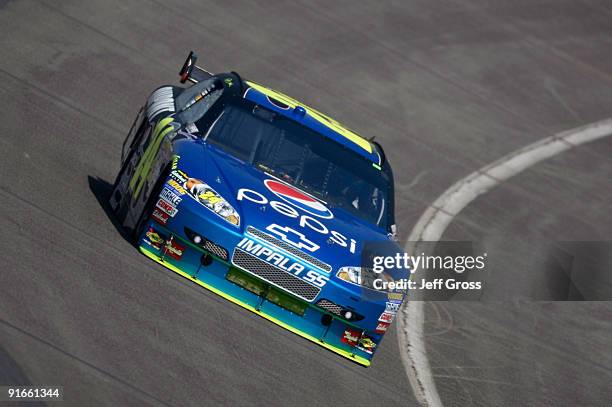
266;224;320;252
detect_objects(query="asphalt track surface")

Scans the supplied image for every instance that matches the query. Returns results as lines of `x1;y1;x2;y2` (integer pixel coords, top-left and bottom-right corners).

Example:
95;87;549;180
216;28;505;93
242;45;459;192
1;1;611;406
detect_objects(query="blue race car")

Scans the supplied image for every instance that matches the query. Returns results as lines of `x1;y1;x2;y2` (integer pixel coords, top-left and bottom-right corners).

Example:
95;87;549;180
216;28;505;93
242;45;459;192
109;52;407;366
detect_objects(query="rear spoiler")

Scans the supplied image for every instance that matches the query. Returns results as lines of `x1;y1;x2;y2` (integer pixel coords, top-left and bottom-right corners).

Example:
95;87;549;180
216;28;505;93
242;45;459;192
179;51;213;83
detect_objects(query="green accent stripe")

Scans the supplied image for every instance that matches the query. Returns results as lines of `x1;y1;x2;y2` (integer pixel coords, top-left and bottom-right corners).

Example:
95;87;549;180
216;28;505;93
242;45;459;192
129;117;175;199
139;246;371;367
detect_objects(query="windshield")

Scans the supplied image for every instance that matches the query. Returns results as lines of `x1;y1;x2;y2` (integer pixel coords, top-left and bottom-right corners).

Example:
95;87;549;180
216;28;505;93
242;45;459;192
204;103;392;229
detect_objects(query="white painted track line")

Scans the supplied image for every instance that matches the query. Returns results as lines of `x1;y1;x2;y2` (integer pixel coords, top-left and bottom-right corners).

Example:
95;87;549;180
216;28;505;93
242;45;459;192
397;118;612;407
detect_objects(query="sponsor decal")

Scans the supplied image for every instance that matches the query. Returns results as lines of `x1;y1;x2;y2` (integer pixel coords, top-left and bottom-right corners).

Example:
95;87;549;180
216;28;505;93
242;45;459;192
160;187;182;206
264;179;333;219
378;311;395;324
185;178;240;226
237;184;357;254
387;292;404;301
156;198;178;217
341;328;361;347
167;179;187;195
144;227;167;250
164;238;185;260
357;336;377;354
171;155;180;170
184;81;219;109
385;301;401;314
170;169;188;184
151;208;169;225
236;238;328;288
265;223;320;252
375;322;390;334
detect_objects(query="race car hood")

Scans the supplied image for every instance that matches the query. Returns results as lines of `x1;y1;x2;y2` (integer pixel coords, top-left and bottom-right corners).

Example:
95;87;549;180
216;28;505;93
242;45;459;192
174;139;394;269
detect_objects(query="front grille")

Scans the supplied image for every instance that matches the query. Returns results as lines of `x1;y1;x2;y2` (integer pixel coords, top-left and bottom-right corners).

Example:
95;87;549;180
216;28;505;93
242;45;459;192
183;227;229;261
232;248;321;302
203;239;228;260
315;298;364;322
246;226;332;273
316;299;343;316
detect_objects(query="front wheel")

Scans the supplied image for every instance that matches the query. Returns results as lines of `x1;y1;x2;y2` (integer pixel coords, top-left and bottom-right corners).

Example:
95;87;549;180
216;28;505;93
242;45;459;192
132;165;170;243
109;151;136;224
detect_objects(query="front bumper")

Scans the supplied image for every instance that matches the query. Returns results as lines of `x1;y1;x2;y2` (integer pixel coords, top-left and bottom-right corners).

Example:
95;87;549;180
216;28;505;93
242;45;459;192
138;220;375;366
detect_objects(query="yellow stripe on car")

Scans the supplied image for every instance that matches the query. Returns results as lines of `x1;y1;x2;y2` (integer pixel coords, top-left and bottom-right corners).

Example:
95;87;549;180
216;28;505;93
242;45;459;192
246;81;373;154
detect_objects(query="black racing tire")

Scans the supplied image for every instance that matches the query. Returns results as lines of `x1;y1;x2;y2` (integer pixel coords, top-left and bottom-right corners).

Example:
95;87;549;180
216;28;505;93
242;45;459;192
132;165;171;243
111;152;132;192
109;152;135;224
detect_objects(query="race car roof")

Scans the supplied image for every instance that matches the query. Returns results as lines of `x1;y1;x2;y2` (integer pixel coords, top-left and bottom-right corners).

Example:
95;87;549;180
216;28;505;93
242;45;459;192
243;81;382;166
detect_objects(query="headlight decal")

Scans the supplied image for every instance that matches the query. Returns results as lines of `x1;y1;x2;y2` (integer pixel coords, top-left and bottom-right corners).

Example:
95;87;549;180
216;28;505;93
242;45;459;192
180;175;240;226
336;266;396;293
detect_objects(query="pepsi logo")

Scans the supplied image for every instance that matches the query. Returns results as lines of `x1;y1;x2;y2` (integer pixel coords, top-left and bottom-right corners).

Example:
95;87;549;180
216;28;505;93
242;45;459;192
264;179;333;219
